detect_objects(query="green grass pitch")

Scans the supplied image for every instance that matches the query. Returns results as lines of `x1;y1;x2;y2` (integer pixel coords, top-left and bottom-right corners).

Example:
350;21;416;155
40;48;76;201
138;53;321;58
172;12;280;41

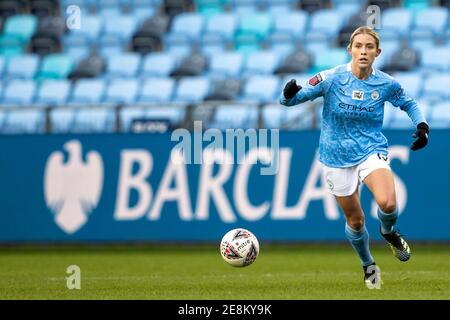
0;244;449;300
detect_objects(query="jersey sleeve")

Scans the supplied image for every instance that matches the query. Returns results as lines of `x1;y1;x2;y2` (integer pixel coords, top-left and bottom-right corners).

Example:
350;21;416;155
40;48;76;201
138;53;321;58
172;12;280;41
387;79;427;125
279;69;334;106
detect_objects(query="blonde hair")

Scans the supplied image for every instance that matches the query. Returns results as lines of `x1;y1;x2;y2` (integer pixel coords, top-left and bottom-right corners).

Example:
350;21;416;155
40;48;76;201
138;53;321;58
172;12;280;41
347;26;380;50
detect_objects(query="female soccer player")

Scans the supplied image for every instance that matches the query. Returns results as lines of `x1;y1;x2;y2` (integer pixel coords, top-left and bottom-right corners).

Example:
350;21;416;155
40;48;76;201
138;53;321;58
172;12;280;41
279;26;429;288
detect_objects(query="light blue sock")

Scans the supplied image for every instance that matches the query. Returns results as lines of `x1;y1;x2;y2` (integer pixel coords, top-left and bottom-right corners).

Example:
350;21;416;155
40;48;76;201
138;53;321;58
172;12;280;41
345;224;375;267
377;207;398;235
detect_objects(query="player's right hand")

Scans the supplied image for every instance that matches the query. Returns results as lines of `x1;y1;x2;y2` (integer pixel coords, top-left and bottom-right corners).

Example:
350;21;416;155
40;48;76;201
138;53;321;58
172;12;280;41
283;79;301;99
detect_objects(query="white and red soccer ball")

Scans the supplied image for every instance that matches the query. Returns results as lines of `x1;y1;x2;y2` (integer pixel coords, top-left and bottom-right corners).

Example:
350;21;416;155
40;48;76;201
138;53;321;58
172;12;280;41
220;228;260;267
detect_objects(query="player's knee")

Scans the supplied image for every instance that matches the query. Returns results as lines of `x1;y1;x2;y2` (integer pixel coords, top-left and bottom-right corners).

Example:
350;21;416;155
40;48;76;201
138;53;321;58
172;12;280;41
348;216;365;231
378;198;396;213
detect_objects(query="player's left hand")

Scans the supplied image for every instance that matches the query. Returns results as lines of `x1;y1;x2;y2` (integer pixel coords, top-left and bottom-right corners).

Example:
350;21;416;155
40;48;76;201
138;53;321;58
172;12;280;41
410;122;429;151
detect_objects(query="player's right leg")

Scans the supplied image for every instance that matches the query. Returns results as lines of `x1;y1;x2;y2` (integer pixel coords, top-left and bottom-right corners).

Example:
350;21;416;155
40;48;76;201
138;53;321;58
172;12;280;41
334;191;381;288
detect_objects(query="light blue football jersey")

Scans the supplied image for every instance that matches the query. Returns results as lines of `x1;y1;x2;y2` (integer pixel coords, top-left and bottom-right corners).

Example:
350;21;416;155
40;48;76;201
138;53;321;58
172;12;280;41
280;63;427;168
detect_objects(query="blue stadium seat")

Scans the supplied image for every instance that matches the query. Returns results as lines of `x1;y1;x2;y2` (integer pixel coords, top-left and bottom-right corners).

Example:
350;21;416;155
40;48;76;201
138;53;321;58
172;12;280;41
106;53;141;78
50;108;76;133
104;79;139;104
166;43;193;61
3;110;45;134
4;55;39;79
102;15;138;43
266;0;297;14
98;7;122;20
211;104;258;129
409;29;436;52
0;57;4;77
203;13;237;42
311;48;348;73
2;80;36;106
0;111;5;130
63;34;91;62
200;38;227;58
421;47;450;71
195;0;226;16
308;9;344;38
403;0;433;11
429;101;450;128
98;0;121;9
334;2;361;21
68;15;102;43
392;72;422;99
243;50;280;75
0;35;23;59
133;0;158;9
209;52;244;78
234;13;273;54
120;107;146;131
240;75;279;103
98;37;124;59
35;80;71;106
141;53;177;77
232;1;259;16
272;11;308;40
413;7;448;35
37;54;75;79
304;32;332;55
70;79;106;105
174;77;210;103
422;74;450;101
2;15;38;44
166;13;204;42
131;7;155;25
73;108;116;133
267;34;295;59
382;8;413;36
137;77;175;103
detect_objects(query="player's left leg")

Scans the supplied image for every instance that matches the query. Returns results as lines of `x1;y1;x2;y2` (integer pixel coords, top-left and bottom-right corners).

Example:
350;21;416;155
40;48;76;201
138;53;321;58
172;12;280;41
364;168;411;261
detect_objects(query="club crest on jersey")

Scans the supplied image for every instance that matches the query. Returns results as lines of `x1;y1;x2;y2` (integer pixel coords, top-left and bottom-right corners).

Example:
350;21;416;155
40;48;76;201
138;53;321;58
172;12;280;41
371;90;379;100
309;73;323;86
352;90;364;100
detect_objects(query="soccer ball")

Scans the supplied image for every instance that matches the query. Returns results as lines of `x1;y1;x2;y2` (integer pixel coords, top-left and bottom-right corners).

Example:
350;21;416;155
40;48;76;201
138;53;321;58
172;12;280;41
220;228;259;267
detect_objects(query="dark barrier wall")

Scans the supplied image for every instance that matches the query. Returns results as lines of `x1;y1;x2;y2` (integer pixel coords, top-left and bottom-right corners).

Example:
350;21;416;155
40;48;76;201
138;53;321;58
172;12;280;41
0;130;448;242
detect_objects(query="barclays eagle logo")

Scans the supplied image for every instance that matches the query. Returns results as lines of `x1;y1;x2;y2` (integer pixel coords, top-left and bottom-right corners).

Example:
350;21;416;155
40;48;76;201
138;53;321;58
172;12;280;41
44;140;104;234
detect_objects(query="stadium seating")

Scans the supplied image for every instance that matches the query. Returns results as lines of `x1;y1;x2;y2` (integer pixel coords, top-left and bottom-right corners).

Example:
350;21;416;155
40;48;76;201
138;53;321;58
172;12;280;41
2;109;45;134
72;107;116;132
36;53;74;79
5;54;40;79
240;75;279;103
69;79;106;105
2;80;36;106
429;101;450;128
0;1;449;133
174;76;210;103
103;79;139;104
137;77;175;103
35;80;71;106
106;53;141;78
211;104;259;129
